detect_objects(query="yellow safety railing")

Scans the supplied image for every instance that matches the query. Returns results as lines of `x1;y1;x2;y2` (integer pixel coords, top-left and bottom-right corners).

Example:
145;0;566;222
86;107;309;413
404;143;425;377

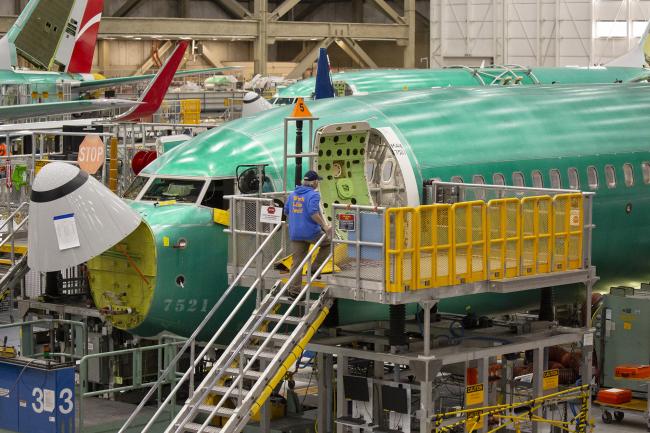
486;198;521;280
452;201;487;285
416;204;453;288
383;193;585;293
385;207;417;292
552;193;584;272
521;196;552;276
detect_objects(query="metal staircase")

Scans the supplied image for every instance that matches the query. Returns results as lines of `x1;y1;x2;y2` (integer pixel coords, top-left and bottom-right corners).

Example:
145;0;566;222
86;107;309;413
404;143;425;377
0;202;29;322
168;234;332;433
120;224;333;433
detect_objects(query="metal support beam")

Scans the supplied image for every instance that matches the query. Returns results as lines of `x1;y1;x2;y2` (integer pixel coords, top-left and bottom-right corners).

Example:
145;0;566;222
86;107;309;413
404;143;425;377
97;40;110;73
269;0;302;21
201;43;225;67
336;355;348;433
113;0;144;17
0;17;409;42
339;37;379;68
212;0;253;19
291;42;313;63
134;40;173;76
370;0;406;24
334;39;366;67
294;0;327;21
254;0;268;75
531;348;545;433
287;37;334;79
317;353;334;433
404;0;416;67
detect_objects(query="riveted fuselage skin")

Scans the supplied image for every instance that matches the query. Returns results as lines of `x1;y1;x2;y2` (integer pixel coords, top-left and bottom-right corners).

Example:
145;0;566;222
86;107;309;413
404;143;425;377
92;83;650;338
276;67;650;99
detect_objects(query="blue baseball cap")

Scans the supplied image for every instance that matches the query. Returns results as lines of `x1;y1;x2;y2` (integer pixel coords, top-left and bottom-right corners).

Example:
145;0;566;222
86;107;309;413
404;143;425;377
304;170;322;181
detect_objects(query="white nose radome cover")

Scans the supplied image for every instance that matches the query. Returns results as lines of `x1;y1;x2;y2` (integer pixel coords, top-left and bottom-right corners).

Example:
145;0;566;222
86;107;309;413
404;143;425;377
28;162;141;272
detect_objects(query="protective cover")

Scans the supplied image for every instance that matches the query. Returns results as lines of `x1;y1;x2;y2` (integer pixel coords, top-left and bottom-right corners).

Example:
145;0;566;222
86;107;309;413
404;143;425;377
241;91;272;117
28;162;141;272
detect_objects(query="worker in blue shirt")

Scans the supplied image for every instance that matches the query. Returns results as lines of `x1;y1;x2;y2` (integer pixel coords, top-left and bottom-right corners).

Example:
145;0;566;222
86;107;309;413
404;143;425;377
284;170;332;298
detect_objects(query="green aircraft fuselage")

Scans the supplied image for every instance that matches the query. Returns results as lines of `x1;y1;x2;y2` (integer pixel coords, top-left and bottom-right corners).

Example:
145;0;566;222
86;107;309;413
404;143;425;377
275;66;650;101
0;69;102;104
90;82;650;339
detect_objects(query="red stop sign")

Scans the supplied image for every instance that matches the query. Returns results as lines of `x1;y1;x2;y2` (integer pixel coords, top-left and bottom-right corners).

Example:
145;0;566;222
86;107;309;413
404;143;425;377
77;135;105;174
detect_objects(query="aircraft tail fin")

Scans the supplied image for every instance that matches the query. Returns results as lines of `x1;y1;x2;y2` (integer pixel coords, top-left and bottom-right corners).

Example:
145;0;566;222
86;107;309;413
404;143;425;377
605;20;650;67
0;0;103;72
314;47;335;100
115;41;189;122
241;91;273;117
64;0;104;73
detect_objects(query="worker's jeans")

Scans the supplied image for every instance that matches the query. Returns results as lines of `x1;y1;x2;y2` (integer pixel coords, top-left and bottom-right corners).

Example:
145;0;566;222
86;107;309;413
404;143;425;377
288;235;331;296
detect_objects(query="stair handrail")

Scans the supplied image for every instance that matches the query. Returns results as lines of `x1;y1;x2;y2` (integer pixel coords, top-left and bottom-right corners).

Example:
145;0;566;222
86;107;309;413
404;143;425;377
225;253;333;433
120;221;284;433
0;202;29;267
172;234;330;433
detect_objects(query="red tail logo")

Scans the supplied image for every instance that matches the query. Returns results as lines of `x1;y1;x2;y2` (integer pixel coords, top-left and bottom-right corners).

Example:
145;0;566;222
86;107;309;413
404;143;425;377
116;41;189;122
67;0;104;74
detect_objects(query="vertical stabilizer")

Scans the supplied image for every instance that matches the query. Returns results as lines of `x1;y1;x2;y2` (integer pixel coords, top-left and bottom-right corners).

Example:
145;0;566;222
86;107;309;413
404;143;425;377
314;47;335;99
61;0;104;73
115;41;189;122
0;0;101;72
605;20;650;67
0;0;41;69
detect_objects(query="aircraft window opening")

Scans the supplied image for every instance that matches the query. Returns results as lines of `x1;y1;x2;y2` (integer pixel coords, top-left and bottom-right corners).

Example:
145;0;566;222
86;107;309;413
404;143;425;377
512;172;525;187
531;170;543;188
623;163;634;187
451;175;464;183
366;159;377;182
382;160;395;183
550;169;562;189
492;173;505;185
141;178;206;203
642;162;650;184
605;165;616;188
568;167;580;190
472;175;485;200
123;176;149;200
587;166;599;190
201;179;235;210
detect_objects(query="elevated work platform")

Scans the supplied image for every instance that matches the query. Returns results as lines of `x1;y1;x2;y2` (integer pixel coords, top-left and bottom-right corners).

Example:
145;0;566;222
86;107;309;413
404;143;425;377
227;182;596;305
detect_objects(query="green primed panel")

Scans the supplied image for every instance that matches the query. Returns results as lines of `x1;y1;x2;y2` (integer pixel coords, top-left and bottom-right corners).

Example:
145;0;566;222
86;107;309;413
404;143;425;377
88;222;157;330
277;67;650;99
14;0;74;70
315;128;372;223
145;83;650;293
123;83;650;338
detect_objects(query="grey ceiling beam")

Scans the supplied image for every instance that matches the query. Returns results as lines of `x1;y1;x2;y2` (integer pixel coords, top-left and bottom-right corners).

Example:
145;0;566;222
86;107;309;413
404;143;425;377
287;36;334;79
212;0;253;19
269;0;302;21
369;0;405;24
113;0;144;17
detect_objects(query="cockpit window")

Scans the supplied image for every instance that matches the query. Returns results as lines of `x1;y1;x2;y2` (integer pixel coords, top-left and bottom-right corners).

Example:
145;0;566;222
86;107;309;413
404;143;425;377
201;179;235;210
141;178;205;203
123;176;148;200
271;97;297;106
